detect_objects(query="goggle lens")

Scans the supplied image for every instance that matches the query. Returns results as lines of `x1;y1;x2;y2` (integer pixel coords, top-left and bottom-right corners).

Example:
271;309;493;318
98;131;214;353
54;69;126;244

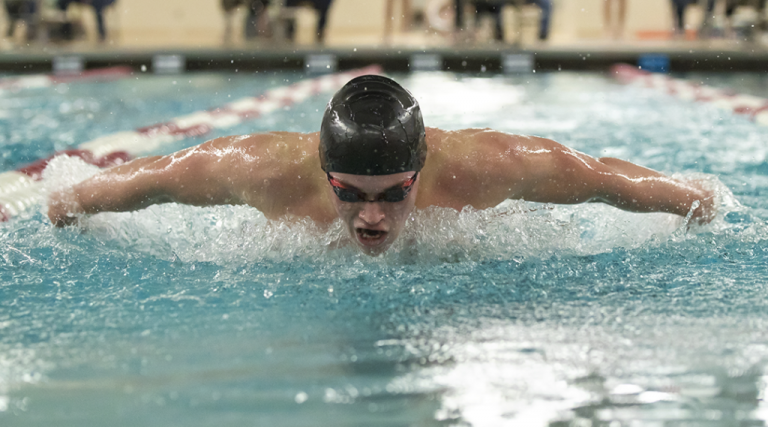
328;172;418;203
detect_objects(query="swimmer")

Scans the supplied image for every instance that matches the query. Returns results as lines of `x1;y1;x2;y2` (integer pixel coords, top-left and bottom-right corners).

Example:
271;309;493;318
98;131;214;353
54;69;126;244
48;75;716;255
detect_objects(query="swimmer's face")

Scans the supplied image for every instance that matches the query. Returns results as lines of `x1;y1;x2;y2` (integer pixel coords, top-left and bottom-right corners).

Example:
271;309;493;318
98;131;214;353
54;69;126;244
326;171;419;256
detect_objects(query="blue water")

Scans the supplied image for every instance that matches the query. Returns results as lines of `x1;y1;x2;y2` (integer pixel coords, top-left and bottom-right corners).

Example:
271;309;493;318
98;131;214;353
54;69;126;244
2;70;768;426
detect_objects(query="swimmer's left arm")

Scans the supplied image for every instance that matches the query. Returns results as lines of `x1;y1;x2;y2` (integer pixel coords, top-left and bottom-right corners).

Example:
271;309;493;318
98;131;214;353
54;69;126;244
581;156;715;224
491;134;715;224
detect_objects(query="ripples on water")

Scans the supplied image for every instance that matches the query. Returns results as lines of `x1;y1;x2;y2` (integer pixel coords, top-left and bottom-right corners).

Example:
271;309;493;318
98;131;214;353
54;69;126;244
1;72;768;426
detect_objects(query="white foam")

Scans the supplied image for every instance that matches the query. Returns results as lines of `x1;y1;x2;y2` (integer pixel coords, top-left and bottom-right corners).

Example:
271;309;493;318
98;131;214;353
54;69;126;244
75;175;733;266
40;155;101;195
35;156;740;265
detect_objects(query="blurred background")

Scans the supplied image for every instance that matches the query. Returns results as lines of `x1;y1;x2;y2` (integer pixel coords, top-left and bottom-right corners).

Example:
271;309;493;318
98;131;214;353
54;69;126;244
0;0;766;53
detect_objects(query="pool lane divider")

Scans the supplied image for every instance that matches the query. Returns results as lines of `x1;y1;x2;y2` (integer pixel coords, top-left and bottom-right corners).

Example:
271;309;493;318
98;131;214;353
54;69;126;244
610;63;768;126
0;66;133;93
0;65;382;222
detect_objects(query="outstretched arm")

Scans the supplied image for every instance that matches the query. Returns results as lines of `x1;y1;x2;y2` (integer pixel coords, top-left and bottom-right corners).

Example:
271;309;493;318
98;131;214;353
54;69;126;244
459;131;716;224
47;134;262;226
513;137;715;224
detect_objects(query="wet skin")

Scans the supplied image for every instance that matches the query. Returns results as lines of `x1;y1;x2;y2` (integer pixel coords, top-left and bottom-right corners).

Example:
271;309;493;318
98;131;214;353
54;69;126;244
48;128;716;255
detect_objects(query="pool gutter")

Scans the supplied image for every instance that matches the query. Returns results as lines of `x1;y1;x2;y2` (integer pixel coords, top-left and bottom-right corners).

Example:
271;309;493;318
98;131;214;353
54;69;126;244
0;45;766;74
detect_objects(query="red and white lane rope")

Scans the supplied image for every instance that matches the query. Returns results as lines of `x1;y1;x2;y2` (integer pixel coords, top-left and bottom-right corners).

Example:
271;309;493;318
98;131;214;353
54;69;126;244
610;63;768;126
0;66;133;93
0;65;382;222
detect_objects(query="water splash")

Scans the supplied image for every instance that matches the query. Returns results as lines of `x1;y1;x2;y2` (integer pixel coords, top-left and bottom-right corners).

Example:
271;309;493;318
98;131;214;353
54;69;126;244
38;155;750;268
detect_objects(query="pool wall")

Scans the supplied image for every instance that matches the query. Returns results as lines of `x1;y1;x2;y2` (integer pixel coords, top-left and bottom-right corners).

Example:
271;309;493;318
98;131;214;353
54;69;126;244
0;46;767;75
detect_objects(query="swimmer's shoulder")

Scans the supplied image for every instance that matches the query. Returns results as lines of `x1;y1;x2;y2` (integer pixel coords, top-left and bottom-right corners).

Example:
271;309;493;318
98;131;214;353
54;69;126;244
420;128;504;208
206;131;317;155
426;127;559;161
198;131;319;172
426;127;524;146
418;128;559;209
205;131;330;220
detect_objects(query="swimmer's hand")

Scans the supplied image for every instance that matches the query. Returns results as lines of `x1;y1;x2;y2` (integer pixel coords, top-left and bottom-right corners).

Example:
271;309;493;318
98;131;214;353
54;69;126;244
686;183;717;227
47;188;85;227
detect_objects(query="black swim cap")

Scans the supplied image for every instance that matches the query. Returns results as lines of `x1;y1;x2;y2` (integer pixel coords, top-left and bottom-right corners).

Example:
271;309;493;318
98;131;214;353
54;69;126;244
319;75;426;175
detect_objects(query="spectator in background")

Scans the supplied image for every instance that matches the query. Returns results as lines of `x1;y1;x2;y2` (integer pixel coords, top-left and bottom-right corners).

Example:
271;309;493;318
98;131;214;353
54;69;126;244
220;0;331;44
221;0;239;43
724;0;767;37
698;0;716;37
56;0;116;42
220;0;271;42
284;0;333;43
671;0;691;38
244;0;271;39
454;0;552;43
384;0;412;43
699;0;766;40
4;0;38;41
471;0;504;41
603;0;627;39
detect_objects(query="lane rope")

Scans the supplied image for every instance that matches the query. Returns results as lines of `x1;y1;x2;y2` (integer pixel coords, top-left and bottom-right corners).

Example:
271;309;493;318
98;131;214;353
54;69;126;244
0;66;133;93
0;65;382;222
610;63;768;126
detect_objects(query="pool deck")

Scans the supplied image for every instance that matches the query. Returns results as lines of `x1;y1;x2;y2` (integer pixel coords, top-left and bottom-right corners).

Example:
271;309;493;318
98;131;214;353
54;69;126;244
0;38;766;74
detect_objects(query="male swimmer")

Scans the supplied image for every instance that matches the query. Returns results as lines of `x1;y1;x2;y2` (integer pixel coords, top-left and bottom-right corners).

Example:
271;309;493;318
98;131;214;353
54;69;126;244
48;75;715;255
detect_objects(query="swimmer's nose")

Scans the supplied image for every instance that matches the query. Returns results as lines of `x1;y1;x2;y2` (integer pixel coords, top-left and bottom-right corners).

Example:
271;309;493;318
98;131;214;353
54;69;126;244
358;202;385;225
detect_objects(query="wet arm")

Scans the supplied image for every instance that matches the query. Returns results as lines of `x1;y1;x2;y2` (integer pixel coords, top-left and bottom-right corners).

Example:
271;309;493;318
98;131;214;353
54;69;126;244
512;141;715;224
586;156;713;221
48;137;244;226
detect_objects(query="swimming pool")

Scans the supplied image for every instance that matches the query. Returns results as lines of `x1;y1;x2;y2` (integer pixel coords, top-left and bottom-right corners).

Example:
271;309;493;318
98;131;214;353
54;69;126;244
1;69;768;426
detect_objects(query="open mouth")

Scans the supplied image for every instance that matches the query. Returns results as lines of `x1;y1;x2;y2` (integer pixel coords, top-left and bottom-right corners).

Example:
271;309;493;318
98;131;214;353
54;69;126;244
355;228;388;246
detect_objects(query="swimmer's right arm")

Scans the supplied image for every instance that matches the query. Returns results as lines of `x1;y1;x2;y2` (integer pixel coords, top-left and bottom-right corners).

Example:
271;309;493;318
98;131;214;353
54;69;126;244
47;135;264;227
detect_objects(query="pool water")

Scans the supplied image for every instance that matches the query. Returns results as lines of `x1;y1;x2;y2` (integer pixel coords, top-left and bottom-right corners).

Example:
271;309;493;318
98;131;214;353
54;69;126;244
2;70;768;426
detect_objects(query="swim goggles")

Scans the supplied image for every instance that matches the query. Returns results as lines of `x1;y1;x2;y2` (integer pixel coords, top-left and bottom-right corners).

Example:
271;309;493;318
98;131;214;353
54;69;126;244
327;172;418;203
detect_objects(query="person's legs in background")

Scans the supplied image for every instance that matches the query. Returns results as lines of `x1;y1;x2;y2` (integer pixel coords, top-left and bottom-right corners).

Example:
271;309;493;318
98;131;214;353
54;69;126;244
527;0;550;40
244;0;271;40
91;0;116;42
2;0;36;40
671;0;689;37
473;1;503;41
723;0;739;37
603;0;627;39
55;0;77;40
282;0;329;43
454;0;465;40
24;0;37;41
4;1;21;38
699;0;716;38
92;5;107;41
726;0;767;40
221;0;242;44
314;0;332;43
